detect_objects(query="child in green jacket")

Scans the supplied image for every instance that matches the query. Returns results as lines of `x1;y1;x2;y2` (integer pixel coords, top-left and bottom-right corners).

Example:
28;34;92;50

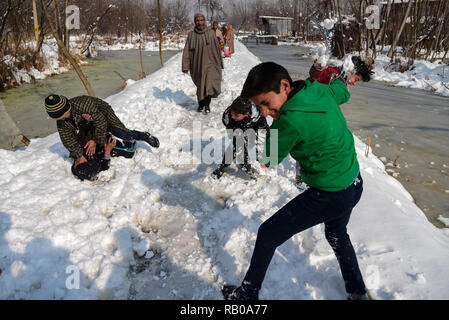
222;62;369;300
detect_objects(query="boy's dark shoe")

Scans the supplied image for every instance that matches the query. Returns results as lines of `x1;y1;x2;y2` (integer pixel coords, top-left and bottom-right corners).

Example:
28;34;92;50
204;105;210;114
142;132;160;148
222;284;259;300
212;165;227;179
347;292;370;300
197;104;204;112
240;164;257;180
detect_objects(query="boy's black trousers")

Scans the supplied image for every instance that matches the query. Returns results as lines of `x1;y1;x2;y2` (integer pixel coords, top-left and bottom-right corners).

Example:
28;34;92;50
243;173;367;295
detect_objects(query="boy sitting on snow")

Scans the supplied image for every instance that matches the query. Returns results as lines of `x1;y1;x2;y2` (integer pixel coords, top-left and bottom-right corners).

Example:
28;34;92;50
212;96;269;180
44;94;160;180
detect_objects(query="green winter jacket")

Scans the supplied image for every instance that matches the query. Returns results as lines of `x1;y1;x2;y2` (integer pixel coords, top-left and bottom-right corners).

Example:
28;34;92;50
57;95;129;159
264;79;359;191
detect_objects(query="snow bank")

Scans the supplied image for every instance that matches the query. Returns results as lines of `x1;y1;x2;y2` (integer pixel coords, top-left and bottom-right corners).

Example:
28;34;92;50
0;41;448;300
372;55;449;97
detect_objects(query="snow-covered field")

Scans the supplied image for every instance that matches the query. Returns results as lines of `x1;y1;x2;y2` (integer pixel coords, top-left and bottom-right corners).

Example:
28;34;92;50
1;41;448;300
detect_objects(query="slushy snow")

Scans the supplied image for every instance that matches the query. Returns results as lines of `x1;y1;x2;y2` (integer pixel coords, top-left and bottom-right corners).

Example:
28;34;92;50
1;41;449;300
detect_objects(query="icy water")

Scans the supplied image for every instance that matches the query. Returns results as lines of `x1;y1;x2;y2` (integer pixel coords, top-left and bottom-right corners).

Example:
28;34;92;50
245;41;449;229
0;49;178;147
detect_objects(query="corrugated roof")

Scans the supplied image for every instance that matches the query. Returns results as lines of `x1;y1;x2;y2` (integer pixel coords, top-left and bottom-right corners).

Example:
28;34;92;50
259;16;294;20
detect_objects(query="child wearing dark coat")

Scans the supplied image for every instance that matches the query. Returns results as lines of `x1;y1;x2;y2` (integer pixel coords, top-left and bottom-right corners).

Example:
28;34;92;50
212;96;269;180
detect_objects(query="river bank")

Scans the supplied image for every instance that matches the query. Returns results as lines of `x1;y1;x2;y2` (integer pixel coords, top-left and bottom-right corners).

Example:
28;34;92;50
0;49;178;149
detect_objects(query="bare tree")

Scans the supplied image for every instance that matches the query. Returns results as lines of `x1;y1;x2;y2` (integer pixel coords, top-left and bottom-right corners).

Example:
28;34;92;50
41;0;95;96
387;0;414;59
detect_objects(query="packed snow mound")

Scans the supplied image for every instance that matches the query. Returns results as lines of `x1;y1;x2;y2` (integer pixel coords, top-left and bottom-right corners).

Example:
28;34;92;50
1;41;449;300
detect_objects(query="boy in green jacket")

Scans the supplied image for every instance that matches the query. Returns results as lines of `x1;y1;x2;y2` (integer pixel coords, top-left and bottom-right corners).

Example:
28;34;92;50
222;62;368;300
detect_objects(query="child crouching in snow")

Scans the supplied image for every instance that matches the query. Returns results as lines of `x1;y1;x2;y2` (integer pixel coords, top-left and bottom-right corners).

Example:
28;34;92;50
212;96;269;180
44;94;160;181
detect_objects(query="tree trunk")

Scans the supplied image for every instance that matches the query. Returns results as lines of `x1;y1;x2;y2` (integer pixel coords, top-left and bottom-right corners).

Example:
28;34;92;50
41;0;95;97
32;0;40;44
431;0;449;60
387;0;414;59
0;0;13;50
374;0;391;55
157;0;164;67
359;0;365;54
54;0;63;62
336;0;345;56
65;0;70;52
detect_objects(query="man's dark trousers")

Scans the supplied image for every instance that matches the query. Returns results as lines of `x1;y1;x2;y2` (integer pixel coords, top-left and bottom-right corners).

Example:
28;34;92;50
243;173;366;295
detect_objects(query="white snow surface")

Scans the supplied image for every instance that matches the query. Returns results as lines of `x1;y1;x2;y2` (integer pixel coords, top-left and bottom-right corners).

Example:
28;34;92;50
1;41;449;300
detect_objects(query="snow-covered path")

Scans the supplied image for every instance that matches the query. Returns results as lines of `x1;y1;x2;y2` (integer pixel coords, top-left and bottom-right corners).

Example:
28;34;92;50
1;42;448;300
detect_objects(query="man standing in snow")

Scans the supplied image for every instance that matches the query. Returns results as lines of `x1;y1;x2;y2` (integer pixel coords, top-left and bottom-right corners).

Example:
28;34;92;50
222;62;369;300
182;12;223;114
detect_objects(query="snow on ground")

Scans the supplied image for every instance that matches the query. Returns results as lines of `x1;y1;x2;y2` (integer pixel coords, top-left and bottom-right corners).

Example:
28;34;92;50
372;55;449;97
93;35;186;52
1;41;449;300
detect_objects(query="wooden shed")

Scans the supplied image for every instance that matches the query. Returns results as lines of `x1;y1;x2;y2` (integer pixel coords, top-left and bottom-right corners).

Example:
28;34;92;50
259;16;293;37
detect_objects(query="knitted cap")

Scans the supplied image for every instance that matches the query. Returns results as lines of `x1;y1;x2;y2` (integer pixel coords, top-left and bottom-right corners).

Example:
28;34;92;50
194;11;205;20
45;94;70;119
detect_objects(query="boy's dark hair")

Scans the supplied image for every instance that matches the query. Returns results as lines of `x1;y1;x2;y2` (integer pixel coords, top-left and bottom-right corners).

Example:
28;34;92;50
241;62;293;99
230;96;252;115
352;56;373;82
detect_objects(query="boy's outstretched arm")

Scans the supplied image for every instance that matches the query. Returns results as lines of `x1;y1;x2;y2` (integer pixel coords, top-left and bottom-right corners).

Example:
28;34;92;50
263;119;300;167
328;78;351;105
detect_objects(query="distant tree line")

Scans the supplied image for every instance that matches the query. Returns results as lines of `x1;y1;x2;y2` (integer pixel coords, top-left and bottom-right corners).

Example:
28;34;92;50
1;0;447;88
